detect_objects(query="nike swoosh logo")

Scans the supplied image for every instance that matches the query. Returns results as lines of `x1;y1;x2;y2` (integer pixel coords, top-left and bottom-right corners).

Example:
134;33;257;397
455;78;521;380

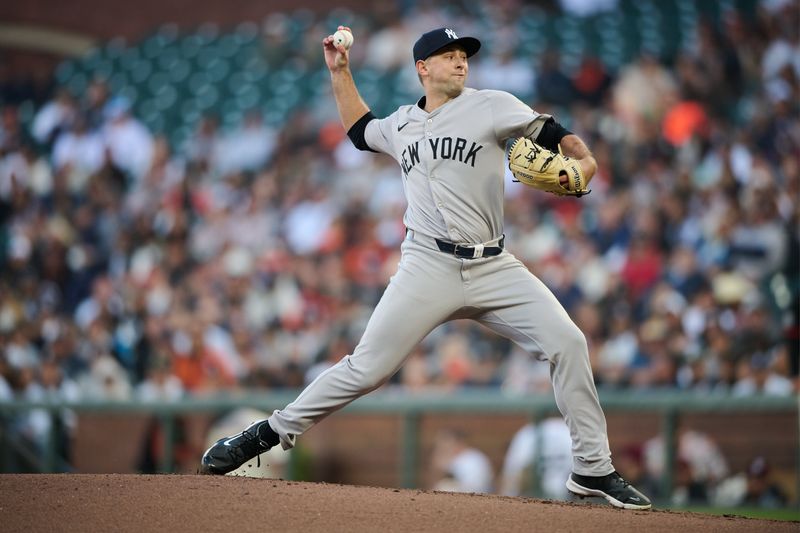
222;437;237;446
397;122;409;131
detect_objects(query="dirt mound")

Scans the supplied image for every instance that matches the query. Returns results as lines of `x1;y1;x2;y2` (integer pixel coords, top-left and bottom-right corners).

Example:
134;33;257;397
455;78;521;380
1;474;794;532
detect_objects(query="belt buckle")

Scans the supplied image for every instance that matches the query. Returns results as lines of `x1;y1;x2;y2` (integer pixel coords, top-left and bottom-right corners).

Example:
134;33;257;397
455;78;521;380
453;243;484;258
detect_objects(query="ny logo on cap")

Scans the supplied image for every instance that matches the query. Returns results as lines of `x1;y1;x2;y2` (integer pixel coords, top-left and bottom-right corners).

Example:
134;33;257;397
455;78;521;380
445;28;458;39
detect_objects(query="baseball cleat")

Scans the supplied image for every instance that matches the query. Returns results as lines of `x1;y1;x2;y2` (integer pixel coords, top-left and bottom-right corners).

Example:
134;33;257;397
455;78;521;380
566;471;652;510
199;419;279;475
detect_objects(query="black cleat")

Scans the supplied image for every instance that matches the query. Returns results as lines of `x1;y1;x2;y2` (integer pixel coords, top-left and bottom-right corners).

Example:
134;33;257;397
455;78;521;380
566;471;652;510
199;420;278;475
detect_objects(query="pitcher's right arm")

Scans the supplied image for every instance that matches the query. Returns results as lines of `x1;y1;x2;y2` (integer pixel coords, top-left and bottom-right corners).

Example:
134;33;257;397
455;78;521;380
323;26;370;131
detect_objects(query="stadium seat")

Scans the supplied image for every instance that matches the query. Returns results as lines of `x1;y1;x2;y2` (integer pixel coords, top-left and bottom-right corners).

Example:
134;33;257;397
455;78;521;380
46;2;761;140
128;57;154;86
54;60;78;86
66;71;89;96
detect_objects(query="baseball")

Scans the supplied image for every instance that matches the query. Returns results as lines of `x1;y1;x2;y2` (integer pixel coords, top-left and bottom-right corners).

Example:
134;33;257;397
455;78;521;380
332;29;353;50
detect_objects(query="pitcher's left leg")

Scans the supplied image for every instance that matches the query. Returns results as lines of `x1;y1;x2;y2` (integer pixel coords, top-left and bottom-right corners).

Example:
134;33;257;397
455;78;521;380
469;254;612;476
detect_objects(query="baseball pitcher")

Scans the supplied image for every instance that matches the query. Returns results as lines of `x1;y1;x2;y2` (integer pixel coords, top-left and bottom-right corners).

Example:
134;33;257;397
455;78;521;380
201;26;651;510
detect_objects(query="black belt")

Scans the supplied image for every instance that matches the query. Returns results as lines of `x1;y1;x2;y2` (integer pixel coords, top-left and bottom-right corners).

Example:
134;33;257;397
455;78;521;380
435;236;505;259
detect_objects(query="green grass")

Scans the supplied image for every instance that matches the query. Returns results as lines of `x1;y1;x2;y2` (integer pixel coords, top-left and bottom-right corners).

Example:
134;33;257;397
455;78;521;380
679;506;800;522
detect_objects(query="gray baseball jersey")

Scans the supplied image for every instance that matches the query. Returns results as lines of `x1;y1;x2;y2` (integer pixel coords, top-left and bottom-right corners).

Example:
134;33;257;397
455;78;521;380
365;88;550;244
269;87;615;479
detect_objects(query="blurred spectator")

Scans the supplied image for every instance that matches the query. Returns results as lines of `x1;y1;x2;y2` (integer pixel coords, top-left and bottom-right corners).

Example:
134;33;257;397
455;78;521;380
52;115;106;190
0;106;26;153
102;96;154;181
304;332;349;385
644;425;729;505
364;12;414;71
31;88;77;147
572;57;612;106
559;0;618;17
713;456;789;508
535;50;574;108
435;333;475;390
212;110;277;175
498;416;572;499
183;114;220;169
662;100;709;147
11;358;80;467
470;45;535;99
430;428;494;494
79;353;132;400
620;234;663;303
82;78;110;131
170;321;239;393
612;53;678;142
136;357;184;402
398;346;433;390
283;186;338;255
731;348;794;397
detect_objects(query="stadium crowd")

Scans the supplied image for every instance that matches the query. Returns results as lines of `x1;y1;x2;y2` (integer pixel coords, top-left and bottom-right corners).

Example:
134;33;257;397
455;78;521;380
0;0;797;424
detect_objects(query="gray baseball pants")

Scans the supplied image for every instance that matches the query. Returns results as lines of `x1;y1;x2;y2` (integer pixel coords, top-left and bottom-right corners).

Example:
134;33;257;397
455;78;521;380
268;231;614;477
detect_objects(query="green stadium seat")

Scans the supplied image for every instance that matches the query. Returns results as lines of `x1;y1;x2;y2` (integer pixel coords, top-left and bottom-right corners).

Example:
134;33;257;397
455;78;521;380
187;71;212;95
233;84;261;110
153;85;178;111
117;47;140;72
288;9;315;37
102;37;128;64
195;85;220;111
141;33;171;60
145;71;170;95
80;48;103;70
118;85;139;107
231;45;261;71
217;34;245;59
54;60;77;85
226;71;251;95
66;71;89;96
169;125;192;151
205;58;231;84
324;8;358;29
155;46;181;72
179;98;201;117
107;71;129;93
16;100;36;129
128;57;154;85
166;59;192;85
179;35;203;60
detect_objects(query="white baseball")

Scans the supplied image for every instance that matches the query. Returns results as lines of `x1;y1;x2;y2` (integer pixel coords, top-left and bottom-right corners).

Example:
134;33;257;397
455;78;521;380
332;29;353;50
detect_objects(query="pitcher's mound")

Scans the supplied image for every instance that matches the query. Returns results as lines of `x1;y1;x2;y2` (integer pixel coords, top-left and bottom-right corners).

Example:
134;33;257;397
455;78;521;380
1;474;794;532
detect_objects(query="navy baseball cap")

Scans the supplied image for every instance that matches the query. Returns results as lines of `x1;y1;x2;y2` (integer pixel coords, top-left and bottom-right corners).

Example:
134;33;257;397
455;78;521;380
413;28;481;63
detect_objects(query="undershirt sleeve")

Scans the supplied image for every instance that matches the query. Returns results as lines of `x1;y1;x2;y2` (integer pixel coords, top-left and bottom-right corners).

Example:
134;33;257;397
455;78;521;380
535;118;573;152
346;111;379;153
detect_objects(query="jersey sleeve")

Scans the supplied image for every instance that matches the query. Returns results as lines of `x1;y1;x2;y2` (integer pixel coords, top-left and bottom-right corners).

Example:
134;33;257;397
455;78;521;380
364;112;398;159
487;90;552;143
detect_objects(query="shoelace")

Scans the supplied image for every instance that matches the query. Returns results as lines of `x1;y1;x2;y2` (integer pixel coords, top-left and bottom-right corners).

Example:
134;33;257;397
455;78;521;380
226;426;269;468
610;473;646;504
611;472;632;487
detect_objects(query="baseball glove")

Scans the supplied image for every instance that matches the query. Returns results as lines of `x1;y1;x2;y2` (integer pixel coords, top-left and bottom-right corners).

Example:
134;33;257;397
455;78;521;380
508;137;590;197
